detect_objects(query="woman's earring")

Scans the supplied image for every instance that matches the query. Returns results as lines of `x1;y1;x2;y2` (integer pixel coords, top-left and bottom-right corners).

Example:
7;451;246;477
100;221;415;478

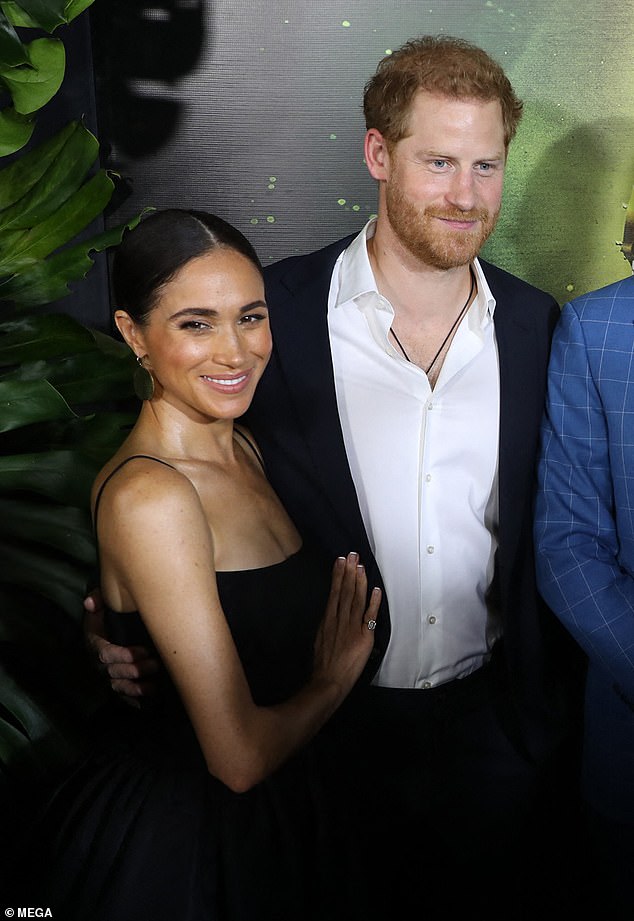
133;355;155;401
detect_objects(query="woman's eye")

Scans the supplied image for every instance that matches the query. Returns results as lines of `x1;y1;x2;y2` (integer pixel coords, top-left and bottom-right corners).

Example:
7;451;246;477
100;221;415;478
240;313;266;324
180;320;210;330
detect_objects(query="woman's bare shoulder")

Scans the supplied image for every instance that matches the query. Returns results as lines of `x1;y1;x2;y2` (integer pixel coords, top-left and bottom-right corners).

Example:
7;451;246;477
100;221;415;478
92;453;200;522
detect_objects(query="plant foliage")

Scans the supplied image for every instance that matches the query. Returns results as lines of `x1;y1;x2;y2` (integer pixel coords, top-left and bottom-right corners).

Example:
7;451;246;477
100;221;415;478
0;0;141;818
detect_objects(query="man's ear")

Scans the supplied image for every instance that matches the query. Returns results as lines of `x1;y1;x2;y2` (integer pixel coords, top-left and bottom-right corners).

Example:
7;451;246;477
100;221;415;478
114;310;146;358
364;128;391;182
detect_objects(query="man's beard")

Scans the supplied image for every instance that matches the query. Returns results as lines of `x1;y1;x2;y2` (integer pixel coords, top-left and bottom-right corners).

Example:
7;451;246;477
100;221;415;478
385;181;499;270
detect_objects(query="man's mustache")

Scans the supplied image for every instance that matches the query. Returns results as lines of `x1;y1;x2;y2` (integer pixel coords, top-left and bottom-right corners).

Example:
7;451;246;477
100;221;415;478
425;208;490;222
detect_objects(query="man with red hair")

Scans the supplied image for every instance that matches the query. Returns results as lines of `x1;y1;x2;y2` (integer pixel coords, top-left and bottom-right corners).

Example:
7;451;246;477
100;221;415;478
92;36;584;920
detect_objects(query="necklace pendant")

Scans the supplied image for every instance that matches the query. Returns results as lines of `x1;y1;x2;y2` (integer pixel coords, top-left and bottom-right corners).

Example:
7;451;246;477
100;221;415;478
389;266;476;376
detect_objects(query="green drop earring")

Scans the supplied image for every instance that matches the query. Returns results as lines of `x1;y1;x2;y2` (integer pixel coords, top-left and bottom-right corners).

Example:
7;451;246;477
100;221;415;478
133;355;155;401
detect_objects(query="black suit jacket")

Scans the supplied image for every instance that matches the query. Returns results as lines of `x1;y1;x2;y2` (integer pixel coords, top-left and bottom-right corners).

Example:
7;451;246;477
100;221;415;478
246;234;579;762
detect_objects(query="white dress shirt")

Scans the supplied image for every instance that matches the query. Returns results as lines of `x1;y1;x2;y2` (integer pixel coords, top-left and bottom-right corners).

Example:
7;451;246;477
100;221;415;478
328;220;502;688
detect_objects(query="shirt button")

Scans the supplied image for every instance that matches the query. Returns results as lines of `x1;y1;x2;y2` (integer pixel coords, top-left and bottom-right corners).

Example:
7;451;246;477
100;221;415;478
428;403;434;410
426;545;434;554
422;680;432;689
428;615;436;624
425;474;432;482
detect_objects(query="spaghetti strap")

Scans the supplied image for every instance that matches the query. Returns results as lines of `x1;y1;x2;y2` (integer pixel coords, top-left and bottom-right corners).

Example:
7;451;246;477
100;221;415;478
93;455;177;531
233;426;266;472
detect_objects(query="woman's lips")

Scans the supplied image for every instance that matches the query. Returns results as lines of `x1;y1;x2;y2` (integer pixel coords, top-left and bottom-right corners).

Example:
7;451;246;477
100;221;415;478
200;371;251;393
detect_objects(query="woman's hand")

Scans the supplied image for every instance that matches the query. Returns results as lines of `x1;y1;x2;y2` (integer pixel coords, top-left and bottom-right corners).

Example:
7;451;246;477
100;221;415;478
313;552;381;697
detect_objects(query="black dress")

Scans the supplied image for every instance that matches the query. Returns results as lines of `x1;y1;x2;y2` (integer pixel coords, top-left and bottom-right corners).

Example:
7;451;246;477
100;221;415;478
25;467;343;920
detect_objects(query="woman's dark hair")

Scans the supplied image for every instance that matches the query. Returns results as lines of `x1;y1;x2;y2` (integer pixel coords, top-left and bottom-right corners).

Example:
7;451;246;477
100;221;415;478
112;208;263;324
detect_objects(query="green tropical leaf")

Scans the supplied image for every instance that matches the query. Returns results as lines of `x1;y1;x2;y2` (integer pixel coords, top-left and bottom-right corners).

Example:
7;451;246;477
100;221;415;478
0;314;96;364
0;0;67;31
0;540;89;616
63;0;96;23
0;250;89;306
59;411;133;461
86;211;148;251
0;170;114;271
0;665;78;763
3;353;135;403
0;2;37;29
0;37;65;115
56;368;134;405
0;216;140;309
0;320;130;370
0;243;96;306
0;379;78;432
0;335;127;374
0;449;95;504
0;1;96;31
0;0;124;801
91;328;130;355
0;498;94;562
0;355;135;405
0;121;75;211
0;669;49;739
0;8;28;66
0;715;41;774
0;120;96;231
0;105;34;156
0;229;25;254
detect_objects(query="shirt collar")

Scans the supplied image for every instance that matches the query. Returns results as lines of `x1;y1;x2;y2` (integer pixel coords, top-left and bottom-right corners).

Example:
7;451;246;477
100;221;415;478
335;217;496;323
336;219;381;307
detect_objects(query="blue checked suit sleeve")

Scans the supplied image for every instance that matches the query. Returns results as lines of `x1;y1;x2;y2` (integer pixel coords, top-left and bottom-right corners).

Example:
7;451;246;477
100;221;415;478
535;293;634;703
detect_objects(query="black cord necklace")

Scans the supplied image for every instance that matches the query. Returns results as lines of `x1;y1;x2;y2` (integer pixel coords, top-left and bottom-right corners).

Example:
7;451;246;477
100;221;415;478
391;267;476;375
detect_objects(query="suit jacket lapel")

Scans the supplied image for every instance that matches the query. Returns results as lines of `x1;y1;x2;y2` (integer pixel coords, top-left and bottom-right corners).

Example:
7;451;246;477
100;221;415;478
488;264;549;594
268;250;548;584
267;237;373;554
496;304;531;566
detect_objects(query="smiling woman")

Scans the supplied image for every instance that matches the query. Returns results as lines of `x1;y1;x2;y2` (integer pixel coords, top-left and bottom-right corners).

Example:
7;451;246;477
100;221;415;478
16;208;381;921
114;242;272;423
